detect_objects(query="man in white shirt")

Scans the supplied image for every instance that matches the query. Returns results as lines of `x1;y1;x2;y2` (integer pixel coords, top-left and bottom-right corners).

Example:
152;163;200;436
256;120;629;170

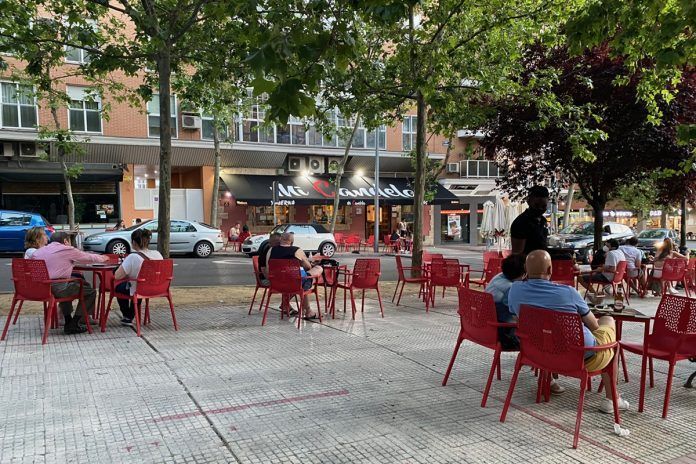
619;236;644;294
580;239;626;291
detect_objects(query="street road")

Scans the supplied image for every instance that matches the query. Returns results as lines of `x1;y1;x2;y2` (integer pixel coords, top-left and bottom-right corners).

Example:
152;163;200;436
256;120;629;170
0;247;484;293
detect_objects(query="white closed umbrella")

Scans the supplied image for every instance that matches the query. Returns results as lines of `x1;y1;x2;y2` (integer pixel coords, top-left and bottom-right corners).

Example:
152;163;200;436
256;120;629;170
492;196;508;250
480;200;496;248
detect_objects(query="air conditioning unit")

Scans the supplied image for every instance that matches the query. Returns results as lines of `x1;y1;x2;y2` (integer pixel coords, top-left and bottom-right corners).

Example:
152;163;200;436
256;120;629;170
1;142;16;158
287;156;305;172
19;142;38;158
181;114;202;130
327;158;341;174
447;163;460;173
308;156;325;174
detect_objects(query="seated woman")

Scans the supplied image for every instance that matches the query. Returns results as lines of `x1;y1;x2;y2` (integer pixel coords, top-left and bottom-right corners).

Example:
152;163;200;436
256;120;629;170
485;254;526;350
113;229;163;326
24;226;48;259
238;225;251;243
650;237;686;296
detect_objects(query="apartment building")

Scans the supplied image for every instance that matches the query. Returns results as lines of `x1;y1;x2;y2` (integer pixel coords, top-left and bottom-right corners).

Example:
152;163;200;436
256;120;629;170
0;50;472;240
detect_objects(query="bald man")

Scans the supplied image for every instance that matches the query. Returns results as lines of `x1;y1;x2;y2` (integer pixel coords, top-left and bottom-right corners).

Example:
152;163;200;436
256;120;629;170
266;232;324;319
507;250;629;414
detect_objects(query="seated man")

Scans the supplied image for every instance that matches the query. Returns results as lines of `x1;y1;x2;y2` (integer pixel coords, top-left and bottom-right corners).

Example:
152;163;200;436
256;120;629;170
258;232;282;284
31;231;109;334
580;239;626;293
619;236;645;294
508;250;628;413
485;254;526;350
266;232;324;319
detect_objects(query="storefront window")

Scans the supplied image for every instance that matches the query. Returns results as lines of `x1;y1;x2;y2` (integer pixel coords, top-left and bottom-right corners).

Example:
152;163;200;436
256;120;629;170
441;207;471;243
311;205;346;225
252;205;289;226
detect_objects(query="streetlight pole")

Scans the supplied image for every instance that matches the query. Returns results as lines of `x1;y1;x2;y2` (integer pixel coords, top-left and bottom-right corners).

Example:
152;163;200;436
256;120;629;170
680;196;687;254
374;127;380;253
272;180;278;226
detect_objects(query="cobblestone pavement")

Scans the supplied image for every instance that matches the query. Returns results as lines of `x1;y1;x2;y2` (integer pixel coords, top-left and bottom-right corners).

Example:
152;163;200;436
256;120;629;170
0;285;694;463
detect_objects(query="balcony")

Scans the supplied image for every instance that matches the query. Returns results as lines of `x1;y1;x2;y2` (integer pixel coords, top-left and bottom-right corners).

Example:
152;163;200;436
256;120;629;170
456;129;486;139
459;159;500;178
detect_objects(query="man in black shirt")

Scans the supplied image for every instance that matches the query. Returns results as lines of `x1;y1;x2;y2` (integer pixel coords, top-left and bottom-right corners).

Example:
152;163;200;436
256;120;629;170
510;185;550;255
258;232;281;282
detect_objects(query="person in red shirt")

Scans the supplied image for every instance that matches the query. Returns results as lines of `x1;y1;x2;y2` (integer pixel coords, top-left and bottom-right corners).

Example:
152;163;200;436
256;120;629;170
237;224;251;244
32;232;109;334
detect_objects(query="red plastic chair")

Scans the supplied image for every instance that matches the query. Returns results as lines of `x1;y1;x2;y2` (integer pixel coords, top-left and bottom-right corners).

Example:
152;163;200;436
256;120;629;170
263;259;321;328
684;258;696;295
334;233;345;251
360;235;375;252
382;235;399;253
646;258;690;297
103;259;177;336
428;258;462;309
248;255;270;314
442;288;518;407
620;294;696;418
551;259;577;287
393;255;428;307
582;260;629;301
343;235;361;252
470;256;502;288
335;258;384;319
500;305;622;449
1;258;92;344
422;252;443;264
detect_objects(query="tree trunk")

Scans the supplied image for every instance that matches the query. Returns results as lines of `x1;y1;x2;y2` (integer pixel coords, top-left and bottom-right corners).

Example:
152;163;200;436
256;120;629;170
563;184;574;230
330;116;360;233
50;107;75;230
411;91;427;270
591;201;606;253
210;115;221;228
156;50;173;257
661;209;668;228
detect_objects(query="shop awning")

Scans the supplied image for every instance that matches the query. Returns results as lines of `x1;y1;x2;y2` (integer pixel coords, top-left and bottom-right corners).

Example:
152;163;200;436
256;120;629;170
220;174;460;206
0;162;123;183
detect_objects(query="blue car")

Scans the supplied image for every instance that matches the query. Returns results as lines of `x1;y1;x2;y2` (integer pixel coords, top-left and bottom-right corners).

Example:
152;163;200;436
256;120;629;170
0;210;54;252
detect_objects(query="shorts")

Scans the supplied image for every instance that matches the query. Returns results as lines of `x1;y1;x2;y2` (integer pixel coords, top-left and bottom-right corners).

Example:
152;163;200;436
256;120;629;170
627;268;643;278
300;269;313;291
584;326;616;372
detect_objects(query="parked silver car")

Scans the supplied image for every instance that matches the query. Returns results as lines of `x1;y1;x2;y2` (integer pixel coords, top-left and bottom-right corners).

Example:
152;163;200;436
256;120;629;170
243;223;337;257
82;219;224;258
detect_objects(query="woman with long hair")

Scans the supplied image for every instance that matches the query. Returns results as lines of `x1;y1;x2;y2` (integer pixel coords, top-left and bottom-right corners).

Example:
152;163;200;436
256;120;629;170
24;226;48;259
650;237;686;295
113;228;163;326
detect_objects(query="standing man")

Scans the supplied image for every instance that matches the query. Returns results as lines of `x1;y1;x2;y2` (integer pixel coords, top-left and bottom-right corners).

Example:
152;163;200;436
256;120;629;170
510;185;550;256
398;219;407;238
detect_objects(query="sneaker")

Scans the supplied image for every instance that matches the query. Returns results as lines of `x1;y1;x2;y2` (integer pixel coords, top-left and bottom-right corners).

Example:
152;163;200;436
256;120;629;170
599;396;630;414
120;318;134;327
64;323;87;335
550;380;566;395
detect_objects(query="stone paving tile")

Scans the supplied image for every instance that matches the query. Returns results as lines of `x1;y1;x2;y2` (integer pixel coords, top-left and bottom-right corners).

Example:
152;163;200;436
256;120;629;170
1;290;695;463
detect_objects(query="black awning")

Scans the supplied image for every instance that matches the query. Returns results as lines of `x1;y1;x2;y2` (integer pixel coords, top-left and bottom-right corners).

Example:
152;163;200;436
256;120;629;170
0;162;123;183
219;174;460;206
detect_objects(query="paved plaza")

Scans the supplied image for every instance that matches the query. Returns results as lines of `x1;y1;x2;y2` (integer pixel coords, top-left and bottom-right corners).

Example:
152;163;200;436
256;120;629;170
0;285;695;463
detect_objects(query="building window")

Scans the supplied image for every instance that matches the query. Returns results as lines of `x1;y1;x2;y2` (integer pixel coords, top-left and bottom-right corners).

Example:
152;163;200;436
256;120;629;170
67;86;101;133
289;116;306;145
201;113;230;141
0;82;37;129
64;20;96;64
311;205;346;225
463;159;499;178
240;90;274;143
403;115;417;151
147;95;177;138
252;205;289;226
365;125;386;150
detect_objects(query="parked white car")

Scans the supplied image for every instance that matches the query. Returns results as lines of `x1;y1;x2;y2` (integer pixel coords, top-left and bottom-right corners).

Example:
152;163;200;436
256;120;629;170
242;223;337;257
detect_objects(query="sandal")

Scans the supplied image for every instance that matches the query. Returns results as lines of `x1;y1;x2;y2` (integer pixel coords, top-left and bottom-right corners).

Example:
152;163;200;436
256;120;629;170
302;312;318;320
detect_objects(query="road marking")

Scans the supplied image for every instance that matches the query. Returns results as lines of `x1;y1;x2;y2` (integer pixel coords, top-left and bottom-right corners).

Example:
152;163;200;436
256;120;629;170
152;389;349;423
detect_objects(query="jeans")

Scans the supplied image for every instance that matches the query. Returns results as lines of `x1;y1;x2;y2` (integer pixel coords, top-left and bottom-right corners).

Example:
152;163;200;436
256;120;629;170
116;282;141;320
51;280;96;325
495;302;519;350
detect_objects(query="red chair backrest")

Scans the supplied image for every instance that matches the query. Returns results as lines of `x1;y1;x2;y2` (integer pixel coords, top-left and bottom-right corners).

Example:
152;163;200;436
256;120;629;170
611;260;627;283
430;258;461;287
136;259;174;297
351;258;380;288
423;252;443;264
334;233;344;243
322;265;339;286
518;305;586;375
458;287;499;348
365;235;374;245
551;260;576;286
395;255;406;280
483;251;501;268
661;258;687;281
11;258;52;301
383;235;391;245
649;294;696;355
252;255;264;286
346;235;360;245
484;257;503;284
688;257;696;271
268;259;303;294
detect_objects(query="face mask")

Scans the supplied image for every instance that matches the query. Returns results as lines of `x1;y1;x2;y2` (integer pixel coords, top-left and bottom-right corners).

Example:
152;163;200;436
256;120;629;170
602;245;609;252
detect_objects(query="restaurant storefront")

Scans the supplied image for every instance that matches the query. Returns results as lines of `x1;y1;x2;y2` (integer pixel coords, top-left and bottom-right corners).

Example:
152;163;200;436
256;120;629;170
220;174;459;240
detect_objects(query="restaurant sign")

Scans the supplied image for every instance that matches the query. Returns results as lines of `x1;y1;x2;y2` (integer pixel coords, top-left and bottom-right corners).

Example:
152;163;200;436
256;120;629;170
274;179;414;201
